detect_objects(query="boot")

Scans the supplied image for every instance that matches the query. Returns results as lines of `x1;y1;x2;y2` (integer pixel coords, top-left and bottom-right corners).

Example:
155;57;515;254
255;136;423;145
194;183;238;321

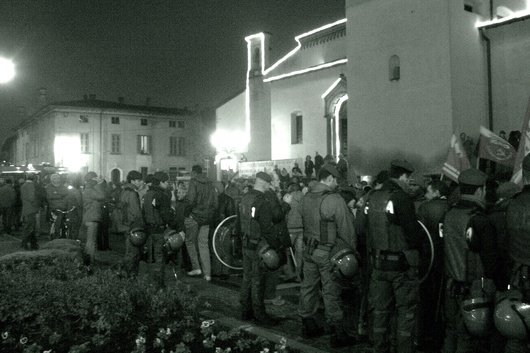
302;317;324;339
330;324;357;348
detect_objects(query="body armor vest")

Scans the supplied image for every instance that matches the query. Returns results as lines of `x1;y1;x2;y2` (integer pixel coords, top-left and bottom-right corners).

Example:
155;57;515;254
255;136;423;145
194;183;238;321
366;189;408;252
301;192;336;244
506;193;530;266
444;207;484;282
239;191;261;240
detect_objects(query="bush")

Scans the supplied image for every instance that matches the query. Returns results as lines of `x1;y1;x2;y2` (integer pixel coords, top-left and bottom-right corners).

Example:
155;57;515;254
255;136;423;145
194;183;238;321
0;260;298;353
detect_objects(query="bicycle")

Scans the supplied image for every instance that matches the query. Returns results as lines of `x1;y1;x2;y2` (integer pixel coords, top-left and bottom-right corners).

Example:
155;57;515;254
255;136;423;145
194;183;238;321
49;207;76;239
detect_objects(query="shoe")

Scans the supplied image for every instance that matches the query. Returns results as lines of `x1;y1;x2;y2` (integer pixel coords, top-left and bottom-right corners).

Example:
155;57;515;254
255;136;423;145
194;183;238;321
302;317;325;339
187;269;202;277
204;275;212;282
330;325;357;348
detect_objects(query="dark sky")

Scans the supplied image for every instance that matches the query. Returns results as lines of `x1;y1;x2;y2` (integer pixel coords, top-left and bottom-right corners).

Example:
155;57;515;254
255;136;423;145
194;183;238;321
0;0;345;142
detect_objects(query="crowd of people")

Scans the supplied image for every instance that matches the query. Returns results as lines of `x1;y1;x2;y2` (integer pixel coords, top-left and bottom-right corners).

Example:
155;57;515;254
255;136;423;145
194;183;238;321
8;146;530;352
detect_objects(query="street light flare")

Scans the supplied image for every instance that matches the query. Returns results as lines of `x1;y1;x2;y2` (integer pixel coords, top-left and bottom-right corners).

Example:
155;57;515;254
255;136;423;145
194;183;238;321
0;58;15;84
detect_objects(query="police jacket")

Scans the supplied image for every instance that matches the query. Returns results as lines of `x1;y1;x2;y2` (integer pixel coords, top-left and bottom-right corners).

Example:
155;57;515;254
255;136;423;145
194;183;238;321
364;179;421;253
236;189;281;249
444;195;501;286
143;185;174;228
120;183;144;230
298;182;356;253
417;197;448;271
82;182;106;223
187;173;219;226
506;185;530;266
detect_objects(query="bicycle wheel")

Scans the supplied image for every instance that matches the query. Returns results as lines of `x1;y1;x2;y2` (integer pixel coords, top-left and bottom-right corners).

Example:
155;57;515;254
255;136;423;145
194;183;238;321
212;216;243;270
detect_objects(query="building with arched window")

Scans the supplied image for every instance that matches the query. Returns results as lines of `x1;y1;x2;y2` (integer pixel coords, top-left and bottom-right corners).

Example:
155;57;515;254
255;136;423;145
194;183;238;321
216;0;530;178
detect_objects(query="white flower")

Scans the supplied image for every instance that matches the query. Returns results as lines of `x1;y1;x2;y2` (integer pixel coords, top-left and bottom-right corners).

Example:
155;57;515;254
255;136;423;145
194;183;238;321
201;321;210;329
44;350;52;353
20;336;28;345
155;338;162;344
260;349;269;353
211;334;216;341
166;328;171;335
1;332;8;340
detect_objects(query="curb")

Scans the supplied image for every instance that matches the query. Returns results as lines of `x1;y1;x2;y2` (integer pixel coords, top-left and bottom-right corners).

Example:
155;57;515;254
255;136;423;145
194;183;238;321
200;310;331;353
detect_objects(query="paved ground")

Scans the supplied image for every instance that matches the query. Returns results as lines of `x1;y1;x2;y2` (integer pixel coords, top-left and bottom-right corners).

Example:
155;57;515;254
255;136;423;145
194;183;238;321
2;229;374;353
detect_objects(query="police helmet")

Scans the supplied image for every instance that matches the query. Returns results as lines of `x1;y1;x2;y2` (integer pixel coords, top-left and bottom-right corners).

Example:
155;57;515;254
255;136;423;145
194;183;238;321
129;228;147;247
258;245;281;271
163;229;185;253
461;296;493;337
494;290;530;339
330;248;358;279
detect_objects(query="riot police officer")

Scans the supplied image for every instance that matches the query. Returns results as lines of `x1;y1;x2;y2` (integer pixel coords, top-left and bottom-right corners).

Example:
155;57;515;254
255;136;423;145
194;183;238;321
236;172;282;326
442;168;502;352
142;171;176;288
298;164;357;348
361;160;421;353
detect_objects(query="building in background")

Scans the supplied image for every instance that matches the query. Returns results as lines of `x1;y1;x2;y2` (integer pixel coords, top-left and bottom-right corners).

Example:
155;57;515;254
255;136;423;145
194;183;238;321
215;0;530;177
2;95;212;183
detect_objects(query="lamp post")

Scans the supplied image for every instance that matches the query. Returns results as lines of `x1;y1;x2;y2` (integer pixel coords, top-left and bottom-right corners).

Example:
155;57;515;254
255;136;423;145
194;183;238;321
0;57;15;84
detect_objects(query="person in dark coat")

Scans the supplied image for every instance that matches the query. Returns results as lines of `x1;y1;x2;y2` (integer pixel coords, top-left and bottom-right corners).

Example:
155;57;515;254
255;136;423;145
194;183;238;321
304;155;315;181
314;152;324;178
82;172;107;264
21;174;40;249
0;178;16;235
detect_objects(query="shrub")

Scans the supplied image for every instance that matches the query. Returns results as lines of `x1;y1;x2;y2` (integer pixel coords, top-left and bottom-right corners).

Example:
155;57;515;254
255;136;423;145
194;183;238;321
0;260;298;353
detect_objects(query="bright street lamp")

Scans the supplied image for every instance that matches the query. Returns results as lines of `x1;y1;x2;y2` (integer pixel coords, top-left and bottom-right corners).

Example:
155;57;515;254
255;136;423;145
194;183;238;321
0;57;15;84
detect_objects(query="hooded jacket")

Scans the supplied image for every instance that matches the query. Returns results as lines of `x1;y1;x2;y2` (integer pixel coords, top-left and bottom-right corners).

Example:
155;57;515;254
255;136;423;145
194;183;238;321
187;173;219;226
82;182;106;223
120;183;144;230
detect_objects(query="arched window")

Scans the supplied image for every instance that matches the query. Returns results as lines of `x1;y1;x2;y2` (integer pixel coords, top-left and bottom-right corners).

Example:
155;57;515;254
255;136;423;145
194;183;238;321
291;111;303;144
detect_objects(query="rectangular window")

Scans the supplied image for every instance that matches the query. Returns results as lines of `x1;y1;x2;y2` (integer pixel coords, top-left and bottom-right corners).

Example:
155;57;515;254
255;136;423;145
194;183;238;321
177;137;186;156
291;113;303;144
111;134;121;154
177;120;185;128
137;135;151;155
169;136;177;155
79;115;88;123
80;133;89;153
141;118;148;126
111;116;120;124
169;121;176;128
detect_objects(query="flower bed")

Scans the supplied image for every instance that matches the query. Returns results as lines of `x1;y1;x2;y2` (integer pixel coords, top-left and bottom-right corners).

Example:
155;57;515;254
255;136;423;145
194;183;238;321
0;255;299;353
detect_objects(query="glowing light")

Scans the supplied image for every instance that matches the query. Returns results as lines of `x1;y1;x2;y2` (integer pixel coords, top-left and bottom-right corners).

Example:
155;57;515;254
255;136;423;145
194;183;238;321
210;130;249;153
333;94;348;158
54;135;88;172
0;58;15;84
321;78;343;99
476;9;530;28
264;18;347;75
264;59;347;83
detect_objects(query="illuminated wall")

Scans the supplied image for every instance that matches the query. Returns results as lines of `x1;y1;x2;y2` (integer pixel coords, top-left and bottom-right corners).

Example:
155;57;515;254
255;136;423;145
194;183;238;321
345;0;488;175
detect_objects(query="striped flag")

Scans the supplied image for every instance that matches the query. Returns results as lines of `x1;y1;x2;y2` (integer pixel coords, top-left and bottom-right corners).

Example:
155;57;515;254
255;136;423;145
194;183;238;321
442;134;471;182
511;97;530;186
477;126;516;166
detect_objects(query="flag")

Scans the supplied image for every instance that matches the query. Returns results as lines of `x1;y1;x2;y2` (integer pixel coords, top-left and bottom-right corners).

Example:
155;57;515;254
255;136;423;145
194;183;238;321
442;134;471;182
477;126;516;166
511;97;530;186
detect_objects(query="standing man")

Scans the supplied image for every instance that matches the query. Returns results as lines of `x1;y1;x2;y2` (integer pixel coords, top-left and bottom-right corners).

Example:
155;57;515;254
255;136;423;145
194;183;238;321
0;178;16;235
82;172;107;265
237;172;282;326
360;160;421;353
442;168;502;353
298;164;357;348
184;165;218;281
504;154;530;353
46;173;69;238
121;170;146;277
416;179;449;351
314;152;324;178
21;174;40;249
143;171;175;288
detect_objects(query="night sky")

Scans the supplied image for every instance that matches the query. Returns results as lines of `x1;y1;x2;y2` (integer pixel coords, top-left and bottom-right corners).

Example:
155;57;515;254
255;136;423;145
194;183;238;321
0;0;345;143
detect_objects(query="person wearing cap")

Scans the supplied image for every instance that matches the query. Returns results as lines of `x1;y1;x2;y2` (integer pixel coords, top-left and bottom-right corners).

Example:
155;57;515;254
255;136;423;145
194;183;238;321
138;174;152;208
45;173;69;239
121;170;146;277
442;168;503;353
236;171;283;326
20;173;40;249
358;159;421;353
416;179;450;351
184;165;218;281
504;155;530;353
298;164;357;348
82;171;107;264
143;171;176;288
